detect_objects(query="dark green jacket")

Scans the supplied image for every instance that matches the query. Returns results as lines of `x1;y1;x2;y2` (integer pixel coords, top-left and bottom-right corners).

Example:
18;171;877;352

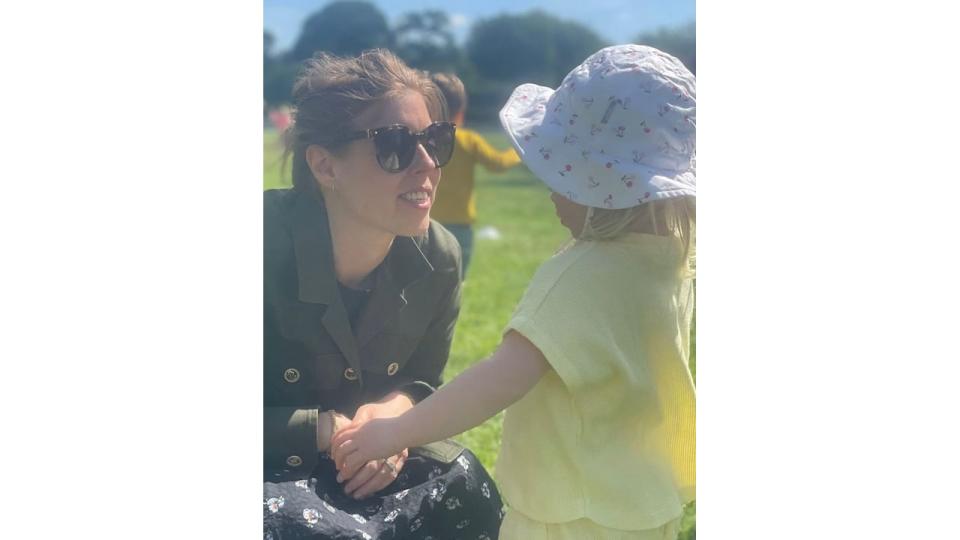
264;189;463;477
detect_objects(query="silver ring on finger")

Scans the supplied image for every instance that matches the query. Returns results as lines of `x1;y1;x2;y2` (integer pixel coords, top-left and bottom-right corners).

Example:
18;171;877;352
382;458;397;473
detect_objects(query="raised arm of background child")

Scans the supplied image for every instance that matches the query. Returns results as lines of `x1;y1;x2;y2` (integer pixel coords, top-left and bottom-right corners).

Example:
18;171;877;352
331;330;550;472
469;131;522;172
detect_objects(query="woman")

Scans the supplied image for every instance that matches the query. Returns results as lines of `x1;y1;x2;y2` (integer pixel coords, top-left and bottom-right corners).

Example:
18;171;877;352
263;49;504;539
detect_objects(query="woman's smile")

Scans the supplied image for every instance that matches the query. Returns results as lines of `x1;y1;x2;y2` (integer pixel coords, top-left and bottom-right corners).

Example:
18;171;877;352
399;188;433;209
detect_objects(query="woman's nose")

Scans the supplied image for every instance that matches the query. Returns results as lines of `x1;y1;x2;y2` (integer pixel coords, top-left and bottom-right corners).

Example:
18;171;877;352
408;142;438;173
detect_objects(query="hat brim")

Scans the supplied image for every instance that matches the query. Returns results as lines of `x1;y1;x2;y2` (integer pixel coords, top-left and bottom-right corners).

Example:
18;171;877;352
499;84;591;202
500;84;695;209
498;83;556;176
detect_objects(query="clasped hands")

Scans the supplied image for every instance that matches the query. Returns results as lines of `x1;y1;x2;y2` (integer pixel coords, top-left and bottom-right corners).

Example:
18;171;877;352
321;391;411;500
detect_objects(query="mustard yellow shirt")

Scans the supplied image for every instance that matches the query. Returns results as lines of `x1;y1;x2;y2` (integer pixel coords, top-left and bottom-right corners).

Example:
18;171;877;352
497;233;696;530
431;128;521;225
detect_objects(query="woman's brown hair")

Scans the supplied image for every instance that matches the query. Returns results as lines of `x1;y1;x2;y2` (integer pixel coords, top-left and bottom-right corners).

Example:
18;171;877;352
282;49;447;193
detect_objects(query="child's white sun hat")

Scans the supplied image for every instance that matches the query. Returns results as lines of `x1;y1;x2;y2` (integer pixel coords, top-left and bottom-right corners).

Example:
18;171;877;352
499;44;695;210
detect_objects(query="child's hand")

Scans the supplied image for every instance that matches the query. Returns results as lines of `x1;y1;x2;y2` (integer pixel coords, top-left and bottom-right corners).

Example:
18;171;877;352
331;417;405;481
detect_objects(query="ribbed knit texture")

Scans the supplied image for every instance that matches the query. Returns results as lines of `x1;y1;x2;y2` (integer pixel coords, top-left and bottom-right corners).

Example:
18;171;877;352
497;233;695;533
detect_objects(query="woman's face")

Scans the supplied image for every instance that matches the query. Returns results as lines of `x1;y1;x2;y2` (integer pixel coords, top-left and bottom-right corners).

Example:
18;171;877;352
550;191;589;238
322;91;441;238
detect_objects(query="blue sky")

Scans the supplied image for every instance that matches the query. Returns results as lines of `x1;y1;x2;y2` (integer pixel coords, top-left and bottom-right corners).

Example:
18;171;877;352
264;0;696;53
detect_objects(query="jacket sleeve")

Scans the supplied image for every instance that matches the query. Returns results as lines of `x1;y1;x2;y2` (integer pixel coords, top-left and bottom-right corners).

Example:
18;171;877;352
264;406;321;474
262;190;327;476
468;131;522;172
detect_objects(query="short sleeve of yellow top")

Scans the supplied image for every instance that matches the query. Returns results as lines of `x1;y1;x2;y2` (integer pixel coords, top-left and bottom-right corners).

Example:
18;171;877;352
497;232;695;532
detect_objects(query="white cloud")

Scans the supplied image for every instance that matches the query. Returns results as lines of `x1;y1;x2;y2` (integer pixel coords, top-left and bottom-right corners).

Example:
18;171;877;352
449;13;469;29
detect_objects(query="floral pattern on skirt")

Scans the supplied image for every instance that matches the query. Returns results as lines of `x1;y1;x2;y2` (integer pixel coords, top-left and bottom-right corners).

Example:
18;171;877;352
264;449;504;539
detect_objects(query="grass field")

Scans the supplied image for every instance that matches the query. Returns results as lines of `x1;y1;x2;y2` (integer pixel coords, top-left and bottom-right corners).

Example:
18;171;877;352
265;126;696;537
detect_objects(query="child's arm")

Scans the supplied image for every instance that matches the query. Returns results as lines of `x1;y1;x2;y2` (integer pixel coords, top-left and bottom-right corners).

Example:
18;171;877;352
469;132;522;172
331;330;550;475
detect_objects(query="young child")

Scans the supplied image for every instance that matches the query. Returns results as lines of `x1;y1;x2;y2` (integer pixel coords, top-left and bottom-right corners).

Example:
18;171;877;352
429;72;521;277
332;45;696;540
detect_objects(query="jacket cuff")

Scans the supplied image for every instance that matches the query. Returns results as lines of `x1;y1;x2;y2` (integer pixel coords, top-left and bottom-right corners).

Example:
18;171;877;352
264;408;319;476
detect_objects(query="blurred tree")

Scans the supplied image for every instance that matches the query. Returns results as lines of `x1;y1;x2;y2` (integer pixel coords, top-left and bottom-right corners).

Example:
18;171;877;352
264;28;300;106
288;1;394;61
264;30;289;106
265;60;301;106
394;10;461;72
264;30;275;56
634;21;696;74
554;19;608;79
464;10;605;124
467;10;605;87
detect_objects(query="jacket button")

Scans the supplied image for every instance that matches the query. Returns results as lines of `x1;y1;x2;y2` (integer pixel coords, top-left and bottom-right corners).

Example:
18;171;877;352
283;368;300;383
386;362;399;376
286;455;303;467
343;367;359;381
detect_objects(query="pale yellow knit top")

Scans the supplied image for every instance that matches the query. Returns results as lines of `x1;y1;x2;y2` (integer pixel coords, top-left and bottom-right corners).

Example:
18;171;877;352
497;233;696;530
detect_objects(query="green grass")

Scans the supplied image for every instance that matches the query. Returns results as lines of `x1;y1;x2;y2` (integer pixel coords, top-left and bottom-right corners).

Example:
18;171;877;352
264;132;291;190
264;126;695;537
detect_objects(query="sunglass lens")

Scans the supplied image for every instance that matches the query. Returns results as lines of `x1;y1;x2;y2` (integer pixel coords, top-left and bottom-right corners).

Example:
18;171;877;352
374;127;416;173
424;123;455;168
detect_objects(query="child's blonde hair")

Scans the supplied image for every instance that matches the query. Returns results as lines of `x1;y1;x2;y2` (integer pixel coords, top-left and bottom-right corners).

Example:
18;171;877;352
579;197;696;276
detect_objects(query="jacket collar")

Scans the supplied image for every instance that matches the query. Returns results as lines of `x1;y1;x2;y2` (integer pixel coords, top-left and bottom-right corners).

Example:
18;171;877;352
355;237;433;347
290;192;436;362
291;192;434;305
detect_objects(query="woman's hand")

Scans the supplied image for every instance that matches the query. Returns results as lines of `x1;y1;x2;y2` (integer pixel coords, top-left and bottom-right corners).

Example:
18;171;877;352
331;417;407;482
317;411;351;452
331;391;415;499
337;447;408;499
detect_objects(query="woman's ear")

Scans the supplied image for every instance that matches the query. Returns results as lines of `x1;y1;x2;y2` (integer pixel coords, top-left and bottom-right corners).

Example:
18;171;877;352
305;145;337;190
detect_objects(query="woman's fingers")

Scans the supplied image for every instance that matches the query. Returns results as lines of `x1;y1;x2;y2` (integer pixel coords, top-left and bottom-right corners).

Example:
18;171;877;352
332;432;364;469
330;426;356;460
343;460;379;496
337;446;369;480
351;461;394;499
351;453;405;499
333;439;357;476
330;438;347;468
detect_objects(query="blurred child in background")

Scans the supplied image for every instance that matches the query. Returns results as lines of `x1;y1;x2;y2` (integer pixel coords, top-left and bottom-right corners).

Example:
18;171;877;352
429;72;522;277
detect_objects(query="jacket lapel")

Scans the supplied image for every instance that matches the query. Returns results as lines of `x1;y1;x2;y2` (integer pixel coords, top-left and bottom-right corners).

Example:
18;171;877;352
355;235;434;349
355;269;406;349
290;191;437;372
290;193;362;376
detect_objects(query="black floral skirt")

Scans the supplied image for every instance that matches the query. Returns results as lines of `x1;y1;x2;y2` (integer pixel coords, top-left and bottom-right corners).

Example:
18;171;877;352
264;449;504;540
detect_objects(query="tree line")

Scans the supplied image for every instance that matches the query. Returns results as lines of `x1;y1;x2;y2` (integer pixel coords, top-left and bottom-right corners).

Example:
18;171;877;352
264;1;695;124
